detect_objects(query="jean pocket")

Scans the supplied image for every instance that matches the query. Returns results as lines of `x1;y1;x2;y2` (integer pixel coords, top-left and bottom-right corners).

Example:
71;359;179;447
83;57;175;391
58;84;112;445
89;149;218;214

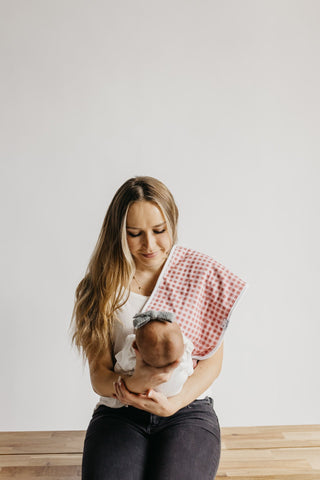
186;396;213;409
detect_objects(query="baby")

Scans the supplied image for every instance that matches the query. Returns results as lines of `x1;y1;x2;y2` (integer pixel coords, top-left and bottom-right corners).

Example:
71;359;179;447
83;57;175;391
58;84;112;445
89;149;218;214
134;310;185;367
113;310;194;404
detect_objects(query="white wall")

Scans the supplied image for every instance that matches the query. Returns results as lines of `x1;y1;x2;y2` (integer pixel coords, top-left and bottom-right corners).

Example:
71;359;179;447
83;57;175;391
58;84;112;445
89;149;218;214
1;0;319;431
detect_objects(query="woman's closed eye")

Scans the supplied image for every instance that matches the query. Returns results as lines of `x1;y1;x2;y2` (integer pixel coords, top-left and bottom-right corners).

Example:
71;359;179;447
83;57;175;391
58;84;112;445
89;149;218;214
127;232;142;237
127;229;166;238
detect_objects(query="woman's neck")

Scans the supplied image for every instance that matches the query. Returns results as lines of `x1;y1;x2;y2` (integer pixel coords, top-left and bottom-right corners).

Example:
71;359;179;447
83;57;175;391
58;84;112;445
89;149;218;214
131;264;164;296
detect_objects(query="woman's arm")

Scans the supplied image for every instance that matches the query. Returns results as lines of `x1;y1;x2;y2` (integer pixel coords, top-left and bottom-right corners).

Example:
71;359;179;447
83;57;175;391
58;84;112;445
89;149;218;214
169;341;224;411
88;349;119;397
114;341;224;416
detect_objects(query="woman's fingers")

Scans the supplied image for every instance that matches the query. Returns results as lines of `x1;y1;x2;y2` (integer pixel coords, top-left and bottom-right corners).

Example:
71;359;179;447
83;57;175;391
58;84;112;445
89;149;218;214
113;378;175;417
114;378;138;404
114;380;147;408
113;380;121;399
113;380;174;416
145;389;160;401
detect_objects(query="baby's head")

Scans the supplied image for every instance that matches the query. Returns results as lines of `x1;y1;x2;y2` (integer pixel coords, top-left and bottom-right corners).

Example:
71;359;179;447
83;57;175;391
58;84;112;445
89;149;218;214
133;311;184;368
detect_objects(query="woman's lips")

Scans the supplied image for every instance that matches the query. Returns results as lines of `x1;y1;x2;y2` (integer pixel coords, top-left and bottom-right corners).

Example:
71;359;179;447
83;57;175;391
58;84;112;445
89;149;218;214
141;252;158;258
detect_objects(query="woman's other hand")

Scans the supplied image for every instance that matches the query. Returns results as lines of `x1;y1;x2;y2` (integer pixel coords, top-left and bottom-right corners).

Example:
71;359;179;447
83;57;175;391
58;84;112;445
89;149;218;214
113;378;178;417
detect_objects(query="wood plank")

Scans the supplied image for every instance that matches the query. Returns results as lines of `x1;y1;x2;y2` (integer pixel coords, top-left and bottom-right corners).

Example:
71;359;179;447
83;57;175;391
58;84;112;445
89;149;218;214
0;468;80;480
0;454;82;467
216;475;320;480
218;447;320;478
0;454;82;479
0;431;85;455
221;425;320;450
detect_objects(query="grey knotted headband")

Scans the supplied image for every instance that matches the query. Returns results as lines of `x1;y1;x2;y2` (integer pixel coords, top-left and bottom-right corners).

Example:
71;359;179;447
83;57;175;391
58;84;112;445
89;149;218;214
133;310;175;329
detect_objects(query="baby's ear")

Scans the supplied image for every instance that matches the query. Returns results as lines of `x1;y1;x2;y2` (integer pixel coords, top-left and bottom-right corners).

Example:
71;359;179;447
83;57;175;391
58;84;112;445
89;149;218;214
132;339;139;352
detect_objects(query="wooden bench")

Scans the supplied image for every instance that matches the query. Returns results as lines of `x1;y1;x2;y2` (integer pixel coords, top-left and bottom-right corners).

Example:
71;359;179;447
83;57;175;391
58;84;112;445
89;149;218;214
1;425;319;479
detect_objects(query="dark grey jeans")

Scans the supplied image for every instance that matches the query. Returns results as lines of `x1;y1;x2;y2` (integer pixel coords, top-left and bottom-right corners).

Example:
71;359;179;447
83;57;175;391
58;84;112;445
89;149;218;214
82;397;221;480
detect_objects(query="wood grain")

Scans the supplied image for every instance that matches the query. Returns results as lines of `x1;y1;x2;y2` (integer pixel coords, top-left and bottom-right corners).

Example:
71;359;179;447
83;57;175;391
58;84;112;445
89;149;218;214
0;431;85;455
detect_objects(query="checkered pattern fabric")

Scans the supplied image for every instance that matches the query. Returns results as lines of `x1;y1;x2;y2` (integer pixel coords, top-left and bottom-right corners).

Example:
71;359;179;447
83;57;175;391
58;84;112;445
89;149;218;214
142;245;246;359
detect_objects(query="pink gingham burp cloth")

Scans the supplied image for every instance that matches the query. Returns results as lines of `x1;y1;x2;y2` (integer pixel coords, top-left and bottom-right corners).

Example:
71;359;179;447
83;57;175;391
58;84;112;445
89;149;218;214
142;245;247;359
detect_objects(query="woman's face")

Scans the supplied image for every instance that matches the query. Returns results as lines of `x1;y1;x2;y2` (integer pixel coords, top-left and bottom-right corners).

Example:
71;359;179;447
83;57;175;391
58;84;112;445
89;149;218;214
126;201;172;271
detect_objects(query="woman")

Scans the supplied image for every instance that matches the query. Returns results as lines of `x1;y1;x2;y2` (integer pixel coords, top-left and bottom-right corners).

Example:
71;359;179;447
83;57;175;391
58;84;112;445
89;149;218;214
72;176;245;479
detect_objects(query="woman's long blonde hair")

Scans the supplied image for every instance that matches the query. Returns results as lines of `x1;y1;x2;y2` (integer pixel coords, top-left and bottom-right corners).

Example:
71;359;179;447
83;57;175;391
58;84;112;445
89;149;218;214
71;176;179;367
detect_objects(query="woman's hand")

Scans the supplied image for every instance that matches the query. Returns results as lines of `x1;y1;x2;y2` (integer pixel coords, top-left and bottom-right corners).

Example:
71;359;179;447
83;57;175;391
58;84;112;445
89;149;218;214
113;378;179;417
124;348;180;394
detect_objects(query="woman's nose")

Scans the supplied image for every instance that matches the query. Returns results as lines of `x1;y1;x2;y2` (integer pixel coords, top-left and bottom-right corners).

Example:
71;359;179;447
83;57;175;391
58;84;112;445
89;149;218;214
143;232;155;250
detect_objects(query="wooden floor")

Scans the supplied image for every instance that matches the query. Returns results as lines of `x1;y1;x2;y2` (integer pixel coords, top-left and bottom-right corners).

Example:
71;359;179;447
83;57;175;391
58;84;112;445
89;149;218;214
0;425;319;479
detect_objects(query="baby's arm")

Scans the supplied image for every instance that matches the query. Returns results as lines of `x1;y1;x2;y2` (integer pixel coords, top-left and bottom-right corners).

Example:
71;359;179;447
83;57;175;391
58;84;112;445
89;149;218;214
116;334;179;394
